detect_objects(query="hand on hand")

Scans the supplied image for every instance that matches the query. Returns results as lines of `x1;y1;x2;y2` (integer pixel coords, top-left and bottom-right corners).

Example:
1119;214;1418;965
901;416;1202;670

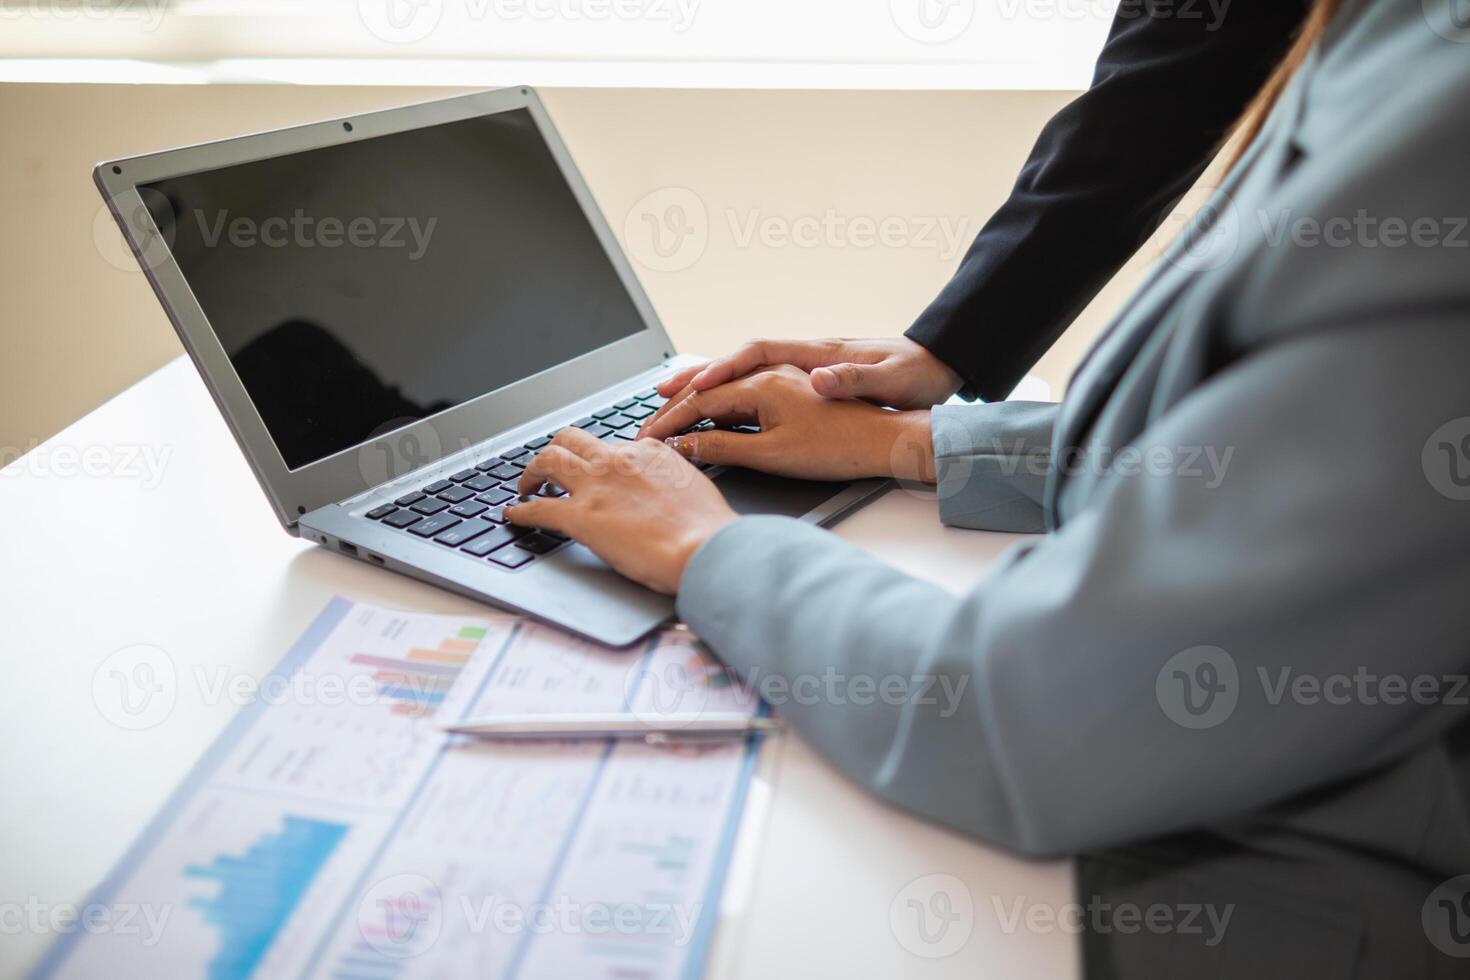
639;365;936;484
506;428;738;595
651;336;961;413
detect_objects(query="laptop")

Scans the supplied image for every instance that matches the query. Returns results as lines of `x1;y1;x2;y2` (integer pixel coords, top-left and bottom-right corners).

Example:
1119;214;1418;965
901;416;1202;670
95;86;887;646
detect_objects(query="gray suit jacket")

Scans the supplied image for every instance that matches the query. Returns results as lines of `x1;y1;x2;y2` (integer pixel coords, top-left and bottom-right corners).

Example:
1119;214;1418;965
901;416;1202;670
676;1;1470;975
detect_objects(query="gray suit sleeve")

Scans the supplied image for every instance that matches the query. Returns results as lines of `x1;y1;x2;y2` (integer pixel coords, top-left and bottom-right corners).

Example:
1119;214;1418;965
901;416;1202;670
675;319;1470;857
931;401;1055;533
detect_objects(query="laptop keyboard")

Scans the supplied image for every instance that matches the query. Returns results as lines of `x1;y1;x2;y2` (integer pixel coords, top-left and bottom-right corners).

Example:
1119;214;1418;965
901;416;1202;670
356;386;701;572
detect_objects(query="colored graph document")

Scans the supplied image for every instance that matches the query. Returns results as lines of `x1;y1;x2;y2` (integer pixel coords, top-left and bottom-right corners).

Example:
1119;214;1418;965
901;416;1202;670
34;599;764;980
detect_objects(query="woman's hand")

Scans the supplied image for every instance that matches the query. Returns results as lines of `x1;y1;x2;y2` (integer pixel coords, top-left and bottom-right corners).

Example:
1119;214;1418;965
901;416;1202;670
505;428;738;594
651;336;962;412
639;365;937;483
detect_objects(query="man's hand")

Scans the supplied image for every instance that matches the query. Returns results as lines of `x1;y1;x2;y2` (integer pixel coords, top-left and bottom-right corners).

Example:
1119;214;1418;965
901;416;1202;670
640;365;936;484
506;428;738;595
653;337;962;412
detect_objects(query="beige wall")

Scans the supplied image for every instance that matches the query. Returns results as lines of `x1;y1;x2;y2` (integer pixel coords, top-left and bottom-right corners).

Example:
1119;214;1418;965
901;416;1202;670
0;83;1205;454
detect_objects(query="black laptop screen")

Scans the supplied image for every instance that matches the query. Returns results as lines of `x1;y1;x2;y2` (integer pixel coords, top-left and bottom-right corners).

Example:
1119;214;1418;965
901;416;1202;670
141;108;647;470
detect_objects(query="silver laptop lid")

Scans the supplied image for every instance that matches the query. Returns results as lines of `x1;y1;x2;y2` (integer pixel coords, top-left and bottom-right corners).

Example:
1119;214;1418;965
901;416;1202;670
94;87;675;531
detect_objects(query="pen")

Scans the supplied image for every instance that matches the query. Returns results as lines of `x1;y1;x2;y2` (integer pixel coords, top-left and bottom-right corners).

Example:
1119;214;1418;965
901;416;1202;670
441;712;781;743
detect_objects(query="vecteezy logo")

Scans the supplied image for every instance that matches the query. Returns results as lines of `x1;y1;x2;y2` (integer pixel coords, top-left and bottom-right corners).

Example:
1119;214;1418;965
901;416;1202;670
357;418;445;497
358;873;443;958
92;644;177;730
622;187;709;273
1423;418;1470;501
1423;875;1470;957
624;639;713;727
1423;0;1470;43
889;874;974;958
93;186;176;274
889;0;974;44
358;0;443;44
1156;646;1239;729
1161;188;1239;273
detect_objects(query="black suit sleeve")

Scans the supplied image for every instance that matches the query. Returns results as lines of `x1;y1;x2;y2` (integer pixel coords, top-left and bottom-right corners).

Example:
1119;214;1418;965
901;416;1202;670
905;0;1311;402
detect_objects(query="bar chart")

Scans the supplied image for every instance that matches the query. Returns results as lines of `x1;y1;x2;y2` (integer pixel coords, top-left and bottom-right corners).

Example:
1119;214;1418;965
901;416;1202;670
185;816;351;980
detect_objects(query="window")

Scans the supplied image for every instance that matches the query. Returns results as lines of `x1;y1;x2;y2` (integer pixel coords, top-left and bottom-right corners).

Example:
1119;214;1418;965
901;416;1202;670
0;0;1116;86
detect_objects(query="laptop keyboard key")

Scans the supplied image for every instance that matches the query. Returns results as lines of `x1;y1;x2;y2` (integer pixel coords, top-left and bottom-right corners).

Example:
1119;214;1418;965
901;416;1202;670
365;504;398;520
476;488;516;506
489;546;535;568
635;387;659;399
382;509;421;528
591;407;619;419
525;436;552;450
449;501;488;518
573;416;597;428
438;485;475;504
516;533;561;554
422;479;453;494
463;474;498;492
601;413;635;429
394;491;426;507
450;468;477;482
622;404;656;421
409;514;460;537
436;519;492;547
461;524;521;556
483;463;521;481
613;398;638;410
410;497;451;515
582;423;612;439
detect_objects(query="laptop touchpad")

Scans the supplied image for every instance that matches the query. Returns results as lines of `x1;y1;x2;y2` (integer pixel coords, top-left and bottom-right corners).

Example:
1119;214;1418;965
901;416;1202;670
713;467;852;520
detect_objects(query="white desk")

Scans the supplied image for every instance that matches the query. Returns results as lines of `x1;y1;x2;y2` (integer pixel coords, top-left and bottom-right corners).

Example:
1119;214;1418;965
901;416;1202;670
0;358;1078;980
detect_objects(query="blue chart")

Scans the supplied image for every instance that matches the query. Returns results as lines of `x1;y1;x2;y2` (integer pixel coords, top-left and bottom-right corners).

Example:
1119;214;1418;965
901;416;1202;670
185;816;351;980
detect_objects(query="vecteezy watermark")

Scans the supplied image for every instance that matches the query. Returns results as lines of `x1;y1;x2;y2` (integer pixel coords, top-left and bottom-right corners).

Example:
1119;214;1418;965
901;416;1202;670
358;874;444;958
623;187;709;273
621;187;971;273
889;874;974;958
1157;646;1470;730
991;894;1234;947
91;653;444;731
0;441;173;488
1162;195;1470;271
0;898;173;946
630;659;971;718
93;644;178;731
190;210;438;261
356;873;704;956
1422;0;1470;43
0;0;169;31
926;435;1235;501
624;639;716;727
1257;667;1470;709
1156;646;1239;730
1423;417;1470;501
357;418;449;494
997;0;1233;30
889;0;975;44
1424;875;1470;958
94;189;176;274
357;0;700;44
725;209;970;261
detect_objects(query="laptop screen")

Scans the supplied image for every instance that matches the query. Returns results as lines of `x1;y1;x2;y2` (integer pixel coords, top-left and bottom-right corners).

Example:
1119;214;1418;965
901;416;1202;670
140;108;647;471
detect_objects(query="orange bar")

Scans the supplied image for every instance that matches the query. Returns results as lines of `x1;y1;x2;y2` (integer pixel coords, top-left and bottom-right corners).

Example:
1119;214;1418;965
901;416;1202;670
407;648;470;665
439;638;478;652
